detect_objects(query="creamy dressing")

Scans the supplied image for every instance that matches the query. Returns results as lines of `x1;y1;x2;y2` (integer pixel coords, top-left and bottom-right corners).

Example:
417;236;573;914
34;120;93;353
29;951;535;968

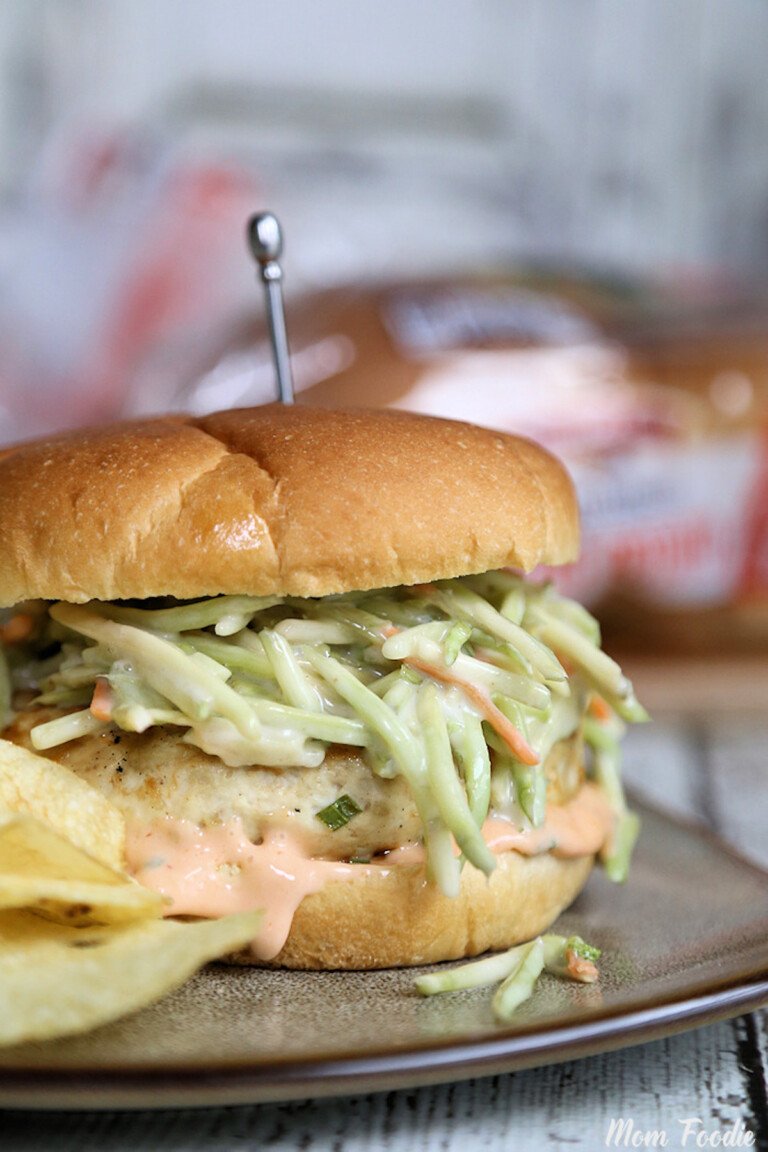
126;821;368;960
125;784;613;960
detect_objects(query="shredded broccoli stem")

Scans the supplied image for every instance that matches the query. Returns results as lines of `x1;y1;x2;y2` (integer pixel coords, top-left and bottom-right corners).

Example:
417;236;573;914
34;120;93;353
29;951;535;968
181;632;273;680
415;931;602;1020
447;710;491;829
511;762;547;828
492;938;546;1019
583;714;640;882
93;596;283;635
30;708;108;749
415;944;530;995
418;683;496;876
260;629;321;712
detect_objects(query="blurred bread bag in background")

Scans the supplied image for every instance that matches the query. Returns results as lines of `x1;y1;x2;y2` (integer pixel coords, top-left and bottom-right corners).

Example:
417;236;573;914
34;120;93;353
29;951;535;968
164;271;768;653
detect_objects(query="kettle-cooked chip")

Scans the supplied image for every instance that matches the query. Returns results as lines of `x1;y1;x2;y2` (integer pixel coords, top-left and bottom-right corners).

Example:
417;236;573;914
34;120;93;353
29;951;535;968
0;908;263;1047
0;738;124;870
0;744;266;1046
0;812;163;925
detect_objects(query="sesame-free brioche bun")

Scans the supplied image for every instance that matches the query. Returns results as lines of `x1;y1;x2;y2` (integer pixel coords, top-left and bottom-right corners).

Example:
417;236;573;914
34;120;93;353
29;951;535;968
0;404;578;607
242;843;595;970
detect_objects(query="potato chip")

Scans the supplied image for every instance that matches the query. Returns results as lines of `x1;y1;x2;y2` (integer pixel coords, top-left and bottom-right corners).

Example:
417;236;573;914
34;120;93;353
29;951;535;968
0;738;124;869
0;907;263;1046
0;738;264;1047
0;811;163;925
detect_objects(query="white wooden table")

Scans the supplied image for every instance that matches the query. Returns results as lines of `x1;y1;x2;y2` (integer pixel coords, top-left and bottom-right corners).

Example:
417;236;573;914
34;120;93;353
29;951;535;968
1;662;766;1151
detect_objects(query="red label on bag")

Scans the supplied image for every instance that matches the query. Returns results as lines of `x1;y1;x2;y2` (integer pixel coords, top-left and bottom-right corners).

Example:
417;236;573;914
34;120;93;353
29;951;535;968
738;425;768;598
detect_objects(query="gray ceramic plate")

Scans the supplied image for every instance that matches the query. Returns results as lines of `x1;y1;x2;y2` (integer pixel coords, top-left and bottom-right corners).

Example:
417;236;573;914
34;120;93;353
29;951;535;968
1;799;768;1111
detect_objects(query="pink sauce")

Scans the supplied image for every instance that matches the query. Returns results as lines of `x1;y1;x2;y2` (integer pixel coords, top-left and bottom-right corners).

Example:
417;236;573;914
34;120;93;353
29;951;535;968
125;784;614;960
126;822;375;961
486;785;614;856
378;783;614;866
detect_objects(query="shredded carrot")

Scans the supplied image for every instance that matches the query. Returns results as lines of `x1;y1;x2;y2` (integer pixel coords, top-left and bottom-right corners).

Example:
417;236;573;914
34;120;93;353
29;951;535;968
0;614;35;645
565;948;599;984
588;694;612;721
379;622;538;764
90;677;114;723
404;657;539;766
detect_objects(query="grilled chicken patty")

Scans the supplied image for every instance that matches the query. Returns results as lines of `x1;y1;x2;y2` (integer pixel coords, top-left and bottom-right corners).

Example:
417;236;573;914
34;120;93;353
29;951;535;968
6;707;584;859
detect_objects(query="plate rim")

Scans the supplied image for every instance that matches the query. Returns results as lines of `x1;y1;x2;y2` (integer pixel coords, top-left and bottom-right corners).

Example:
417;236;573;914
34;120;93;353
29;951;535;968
2;796;768;1111
2;977;768;1111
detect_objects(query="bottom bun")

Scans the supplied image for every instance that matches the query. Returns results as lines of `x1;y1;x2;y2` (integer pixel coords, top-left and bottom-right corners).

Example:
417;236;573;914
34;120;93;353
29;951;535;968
229;849;595;970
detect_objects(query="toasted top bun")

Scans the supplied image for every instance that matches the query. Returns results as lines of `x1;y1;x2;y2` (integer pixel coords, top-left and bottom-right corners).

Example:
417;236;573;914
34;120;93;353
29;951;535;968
0;404;578;606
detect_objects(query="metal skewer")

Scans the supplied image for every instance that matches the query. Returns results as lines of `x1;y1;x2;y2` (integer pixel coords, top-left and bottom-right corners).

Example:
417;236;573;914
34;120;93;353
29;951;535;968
247;211;295;405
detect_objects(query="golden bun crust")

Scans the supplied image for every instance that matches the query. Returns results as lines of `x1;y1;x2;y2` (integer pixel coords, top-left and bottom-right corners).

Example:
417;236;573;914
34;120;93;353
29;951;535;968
0;404;578;606
232;848;594;970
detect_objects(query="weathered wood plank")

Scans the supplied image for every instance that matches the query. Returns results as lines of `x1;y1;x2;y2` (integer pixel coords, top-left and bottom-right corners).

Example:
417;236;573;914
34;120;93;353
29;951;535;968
622;719;706;822
705;717;768;869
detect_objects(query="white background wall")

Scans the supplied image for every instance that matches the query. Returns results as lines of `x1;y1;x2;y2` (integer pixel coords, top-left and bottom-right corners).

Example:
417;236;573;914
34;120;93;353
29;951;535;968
0;0;766;277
